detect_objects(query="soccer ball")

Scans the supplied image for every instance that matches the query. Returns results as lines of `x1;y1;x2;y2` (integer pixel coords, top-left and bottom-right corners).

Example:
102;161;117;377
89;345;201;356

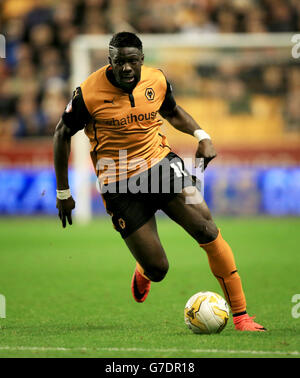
184;291;229;334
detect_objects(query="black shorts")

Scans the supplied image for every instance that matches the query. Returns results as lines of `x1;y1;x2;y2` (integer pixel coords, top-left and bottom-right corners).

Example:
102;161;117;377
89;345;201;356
102;152;200;239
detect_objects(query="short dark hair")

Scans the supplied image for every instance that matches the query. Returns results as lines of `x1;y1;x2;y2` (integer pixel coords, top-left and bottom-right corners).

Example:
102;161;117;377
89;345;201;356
109;32;143;52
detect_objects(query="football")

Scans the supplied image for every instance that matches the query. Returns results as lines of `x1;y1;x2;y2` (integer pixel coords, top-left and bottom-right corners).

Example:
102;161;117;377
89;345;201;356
184;291;229;334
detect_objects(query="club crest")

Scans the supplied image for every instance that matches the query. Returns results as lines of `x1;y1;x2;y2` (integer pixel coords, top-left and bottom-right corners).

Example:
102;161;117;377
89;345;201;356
145;88;155;101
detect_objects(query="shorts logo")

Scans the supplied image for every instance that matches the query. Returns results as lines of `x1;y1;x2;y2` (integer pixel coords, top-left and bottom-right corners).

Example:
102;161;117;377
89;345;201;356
145;88;155;101
118;218;126;229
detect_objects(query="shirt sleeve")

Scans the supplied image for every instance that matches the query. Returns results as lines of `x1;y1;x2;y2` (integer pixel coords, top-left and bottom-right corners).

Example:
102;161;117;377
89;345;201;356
159;80;177;115
62;87;91;134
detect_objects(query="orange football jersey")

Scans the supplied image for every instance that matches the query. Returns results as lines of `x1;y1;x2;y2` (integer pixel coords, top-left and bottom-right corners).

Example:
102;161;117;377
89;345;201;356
80;65;172;183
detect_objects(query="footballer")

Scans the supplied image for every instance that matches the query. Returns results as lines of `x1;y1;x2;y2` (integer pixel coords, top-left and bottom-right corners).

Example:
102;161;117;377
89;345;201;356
54;32;266;332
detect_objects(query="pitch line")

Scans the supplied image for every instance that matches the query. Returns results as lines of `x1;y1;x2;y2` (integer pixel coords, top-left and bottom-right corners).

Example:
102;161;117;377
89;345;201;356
0;346;299;356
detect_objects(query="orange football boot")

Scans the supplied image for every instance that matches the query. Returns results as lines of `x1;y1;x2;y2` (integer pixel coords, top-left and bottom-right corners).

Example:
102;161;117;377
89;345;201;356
233;313;266;332
131;267;151;303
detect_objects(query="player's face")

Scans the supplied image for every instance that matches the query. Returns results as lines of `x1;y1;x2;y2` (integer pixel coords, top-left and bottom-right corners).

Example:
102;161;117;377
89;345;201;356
109;47;144;91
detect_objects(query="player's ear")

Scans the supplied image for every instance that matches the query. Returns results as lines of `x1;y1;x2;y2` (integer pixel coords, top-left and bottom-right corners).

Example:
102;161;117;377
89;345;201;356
141;53;144;64
108;56;112;65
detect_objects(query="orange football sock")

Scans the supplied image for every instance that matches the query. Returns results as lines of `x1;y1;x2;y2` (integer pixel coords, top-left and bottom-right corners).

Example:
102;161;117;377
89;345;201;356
136;262;151;281
199;230;247;315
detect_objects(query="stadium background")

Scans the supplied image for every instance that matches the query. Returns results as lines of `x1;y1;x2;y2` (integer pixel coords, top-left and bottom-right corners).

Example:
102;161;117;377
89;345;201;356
1;1;300;359
0;0;300;216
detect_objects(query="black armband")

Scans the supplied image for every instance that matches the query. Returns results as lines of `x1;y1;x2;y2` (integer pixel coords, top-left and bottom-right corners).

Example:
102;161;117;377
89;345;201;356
159;81;177;115
62;87;91;134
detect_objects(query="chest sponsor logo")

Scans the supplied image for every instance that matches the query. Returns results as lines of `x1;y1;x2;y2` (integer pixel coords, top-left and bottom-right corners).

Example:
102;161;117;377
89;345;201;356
99;111;158;126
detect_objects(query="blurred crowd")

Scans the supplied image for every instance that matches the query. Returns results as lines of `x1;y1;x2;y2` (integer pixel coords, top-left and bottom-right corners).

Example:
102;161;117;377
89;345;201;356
0;0;300;140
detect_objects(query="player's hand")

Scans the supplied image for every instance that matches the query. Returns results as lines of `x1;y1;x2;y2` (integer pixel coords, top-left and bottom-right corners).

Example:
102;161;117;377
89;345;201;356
195;139;217;170
56;196;75;228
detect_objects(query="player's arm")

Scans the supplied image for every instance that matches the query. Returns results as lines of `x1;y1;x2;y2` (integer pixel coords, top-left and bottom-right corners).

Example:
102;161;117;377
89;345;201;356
159;82;217;169
54;119;72;190
53;87;91;228
53;118;75;228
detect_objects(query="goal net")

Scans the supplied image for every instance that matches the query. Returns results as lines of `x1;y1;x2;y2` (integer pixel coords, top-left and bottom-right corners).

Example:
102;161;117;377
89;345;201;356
70;33;295;223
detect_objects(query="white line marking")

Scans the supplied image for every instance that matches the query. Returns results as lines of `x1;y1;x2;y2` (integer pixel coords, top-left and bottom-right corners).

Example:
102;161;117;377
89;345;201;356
0;346;299;356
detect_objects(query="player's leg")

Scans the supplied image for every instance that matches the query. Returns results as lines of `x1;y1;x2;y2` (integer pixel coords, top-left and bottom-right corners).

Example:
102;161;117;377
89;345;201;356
161;186;266;331
103;189;169;303
125;215;169;283
125;215;169;303
161;186;246;313
162;186;219;244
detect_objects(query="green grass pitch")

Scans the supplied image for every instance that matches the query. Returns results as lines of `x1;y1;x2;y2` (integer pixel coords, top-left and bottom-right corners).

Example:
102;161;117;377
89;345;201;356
0;216;299;358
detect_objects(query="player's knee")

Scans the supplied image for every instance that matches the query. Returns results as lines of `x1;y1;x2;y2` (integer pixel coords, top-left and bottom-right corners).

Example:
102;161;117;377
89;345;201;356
192;219;218;244
145;259;169;282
